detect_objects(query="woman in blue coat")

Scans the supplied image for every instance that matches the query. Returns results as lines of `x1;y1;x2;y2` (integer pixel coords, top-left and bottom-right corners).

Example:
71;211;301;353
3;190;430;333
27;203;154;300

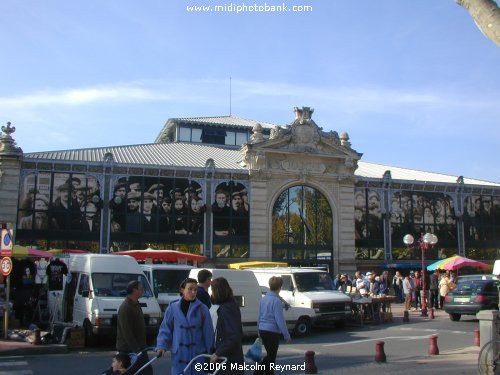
209;277;244;375
156;278;214;375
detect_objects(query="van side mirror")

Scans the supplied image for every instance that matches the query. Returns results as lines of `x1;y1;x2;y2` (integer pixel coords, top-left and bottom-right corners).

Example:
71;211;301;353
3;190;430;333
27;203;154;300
81;290;90;298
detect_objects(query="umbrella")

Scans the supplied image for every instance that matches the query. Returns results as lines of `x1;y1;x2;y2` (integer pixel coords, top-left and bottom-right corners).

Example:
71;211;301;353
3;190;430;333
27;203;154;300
12;245;53;258
427;255;489;271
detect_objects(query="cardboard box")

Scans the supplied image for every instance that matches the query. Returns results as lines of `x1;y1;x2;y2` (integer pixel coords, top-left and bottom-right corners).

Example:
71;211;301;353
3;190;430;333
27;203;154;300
64;327;85;349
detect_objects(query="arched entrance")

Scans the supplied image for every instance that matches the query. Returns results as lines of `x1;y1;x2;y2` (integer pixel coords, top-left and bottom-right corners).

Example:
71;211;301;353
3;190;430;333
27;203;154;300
272;185;333;270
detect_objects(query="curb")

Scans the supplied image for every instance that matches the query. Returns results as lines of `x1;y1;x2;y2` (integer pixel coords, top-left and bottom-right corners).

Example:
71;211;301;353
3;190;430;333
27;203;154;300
0;343;68;356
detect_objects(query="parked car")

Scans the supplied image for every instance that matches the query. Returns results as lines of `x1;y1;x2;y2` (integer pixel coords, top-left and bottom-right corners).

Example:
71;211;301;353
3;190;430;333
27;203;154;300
444;274;499;321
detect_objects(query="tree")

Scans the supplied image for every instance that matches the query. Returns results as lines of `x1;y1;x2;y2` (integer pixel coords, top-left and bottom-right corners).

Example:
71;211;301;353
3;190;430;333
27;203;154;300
457;0;500;46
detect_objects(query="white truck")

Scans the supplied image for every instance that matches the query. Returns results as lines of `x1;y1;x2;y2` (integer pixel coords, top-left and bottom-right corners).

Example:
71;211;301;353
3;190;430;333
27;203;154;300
51;254;162;346
247;267;352;327
139;264;195;312
189;268;316;337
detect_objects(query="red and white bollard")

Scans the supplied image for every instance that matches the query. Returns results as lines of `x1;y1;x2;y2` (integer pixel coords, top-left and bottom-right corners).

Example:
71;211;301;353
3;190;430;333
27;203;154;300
474;328;480;346
429;335;439;355
375;341;387;363
304;350;318;374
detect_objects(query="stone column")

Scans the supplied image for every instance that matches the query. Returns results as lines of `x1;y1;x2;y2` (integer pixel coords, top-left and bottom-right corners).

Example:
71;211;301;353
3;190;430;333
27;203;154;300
0;123;23;229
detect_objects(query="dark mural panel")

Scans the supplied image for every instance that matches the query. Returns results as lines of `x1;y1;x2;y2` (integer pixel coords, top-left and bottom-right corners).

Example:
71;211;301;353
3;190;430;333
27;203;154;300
212;181;249;238
464;195;500;242
17;172;101;233
110;176;204;238
389;191;457;244
354;188;383;240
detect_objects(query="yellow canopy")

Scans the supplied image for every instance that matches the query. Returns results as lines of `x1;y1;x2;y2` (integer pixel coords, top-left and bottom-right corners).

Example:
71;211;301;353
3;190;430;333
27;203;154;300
228;261;288;270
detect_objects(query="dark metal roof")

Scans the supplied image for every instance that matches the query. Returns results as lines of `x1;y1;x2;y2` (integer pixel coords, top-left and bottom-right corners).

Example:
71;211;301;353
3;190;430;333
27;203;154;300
24;142;245;171
24;143;500;187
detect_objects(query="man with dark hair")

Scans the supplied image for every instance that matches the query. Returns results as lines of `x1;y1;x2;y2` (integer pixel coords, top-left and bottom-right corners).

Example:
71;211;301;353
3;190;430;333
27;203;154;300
116;280;152;375
196;269;212;308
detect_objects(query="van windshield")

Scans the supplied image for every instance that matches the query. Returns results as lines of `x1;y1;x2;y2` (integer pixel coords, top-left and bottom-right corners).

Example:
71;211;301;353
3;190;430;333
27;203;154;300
92;273;153;298
153;269;191;294
294;272;334;292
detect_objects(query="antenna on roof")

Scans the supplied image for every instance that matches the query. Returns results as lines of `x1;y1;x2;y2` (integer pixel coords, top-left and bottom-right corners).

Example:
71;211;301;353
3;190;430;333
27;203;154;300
229;76;232;116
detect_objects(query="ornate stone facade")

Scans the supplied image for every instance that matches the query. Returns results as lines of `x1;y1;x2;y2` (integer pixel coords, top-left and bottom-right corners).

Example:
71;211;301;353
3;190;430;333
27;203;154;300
241;107;362;274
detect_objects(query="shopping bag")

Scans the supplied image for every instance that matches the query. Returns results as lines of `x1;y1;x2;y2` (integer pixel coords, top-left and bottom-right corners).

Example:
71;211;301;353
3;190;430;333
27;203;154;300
245;337;263;363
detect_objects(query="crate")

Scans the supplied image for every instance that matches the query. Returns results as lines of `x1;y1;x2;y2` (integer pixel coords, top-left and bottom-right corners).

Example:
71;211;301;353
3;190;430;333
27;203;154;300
64;327;85;349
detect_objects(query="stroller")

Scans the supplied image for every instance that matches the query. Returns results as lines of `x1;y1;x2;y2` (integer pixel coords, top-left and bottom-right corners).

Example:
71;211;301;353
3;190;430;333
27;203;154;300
101;347;160;375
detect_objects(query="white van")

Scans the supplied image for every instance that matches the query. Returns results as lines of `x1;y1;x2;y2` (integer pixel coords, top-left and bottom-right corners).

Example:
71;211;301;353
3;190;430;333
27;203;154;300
247;267;352;325
189;268;316;336
54;254;162;346
139;264;195;311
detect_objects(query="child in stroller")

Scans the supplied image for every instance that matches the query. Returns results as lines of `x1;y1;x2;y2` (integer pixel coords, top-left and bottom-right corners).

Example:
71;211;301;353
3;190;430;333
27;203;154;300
101;348;158;375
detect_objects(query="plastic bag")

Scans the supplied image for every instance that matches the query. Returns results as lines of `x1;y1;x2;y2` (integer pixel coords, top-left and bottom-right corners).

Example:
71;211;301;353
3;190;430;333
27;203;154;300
245;336;263;363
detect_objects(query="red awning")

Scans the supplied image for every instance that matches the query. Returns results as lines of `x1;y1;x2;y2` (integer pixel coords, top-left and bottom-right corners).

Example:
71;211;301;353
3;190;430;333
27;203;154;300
112;249;206;264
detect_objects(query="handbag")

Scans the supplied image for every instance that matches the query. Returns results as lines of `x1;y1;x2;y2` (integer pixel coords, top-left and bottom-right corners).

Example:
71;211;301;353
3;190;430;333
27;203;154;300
245;336;263;363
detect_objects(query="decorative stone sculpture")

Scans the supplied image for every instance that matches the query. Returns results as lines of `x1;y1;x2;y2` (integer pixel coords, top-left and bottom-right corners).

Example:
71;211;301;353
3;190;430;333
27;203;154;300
457;0;500;46
0;122;23;155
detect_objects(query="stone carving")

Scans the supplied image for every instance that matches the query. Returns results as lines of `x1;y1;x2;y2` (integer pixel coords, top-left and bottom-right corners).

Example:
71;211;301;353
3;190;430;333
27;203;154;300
282;159;326;174
250;123;265;143
0;122;22;155
457;0;500;46
269;125;281;140
289;107;321;153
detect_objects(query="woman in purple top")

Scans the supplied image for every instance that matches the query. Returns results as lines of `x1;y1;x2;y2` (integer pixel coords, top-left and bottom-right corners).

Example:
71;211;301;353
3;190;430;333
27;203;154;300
253;276;291;375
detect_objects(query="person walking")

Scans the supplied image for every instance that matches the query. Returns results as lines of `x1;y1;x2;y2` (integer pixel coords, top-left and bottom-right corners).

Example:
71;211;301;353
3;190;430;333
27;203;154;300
156;278;214;375
439;272;455;309
196;269;212;309
429;270;440;309
403;275;413;311
116;280;152;375
392;271;403;303
253;276;291;375
209;277;244;375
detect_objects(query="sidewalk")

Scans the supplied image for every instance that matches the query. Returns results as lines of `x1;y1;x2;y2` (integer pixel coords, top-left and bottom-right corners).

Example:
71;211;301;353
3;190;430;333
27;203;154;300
320;302;480;374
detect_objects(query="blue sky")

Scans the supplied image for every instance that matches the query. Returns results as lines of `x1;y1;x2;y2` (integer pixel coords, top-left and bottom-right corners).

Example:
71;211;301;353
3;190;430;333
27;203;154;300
1;1;499;182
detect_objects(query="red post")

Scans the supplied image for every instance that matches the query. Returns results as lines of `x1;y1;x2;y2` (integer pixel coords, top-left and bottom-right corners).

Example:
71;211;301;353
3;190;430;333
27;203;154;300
304;351;318;374
375;341;387;362
420;236;428;317
429;308;435;319
474;328;480;346
429;335;439;355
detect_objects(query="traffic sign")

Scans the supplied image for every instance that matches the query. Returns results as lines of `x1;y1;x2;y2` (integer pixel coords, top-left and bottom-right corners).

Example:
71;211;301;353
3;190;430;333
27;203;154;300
1;228;13;257
1;257;12;276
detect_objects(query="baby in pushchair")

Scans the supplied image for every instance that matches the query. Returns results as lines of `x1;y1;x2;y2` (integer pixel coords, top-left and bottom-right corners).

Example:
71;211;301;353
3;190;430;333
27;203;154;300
101;348;157;375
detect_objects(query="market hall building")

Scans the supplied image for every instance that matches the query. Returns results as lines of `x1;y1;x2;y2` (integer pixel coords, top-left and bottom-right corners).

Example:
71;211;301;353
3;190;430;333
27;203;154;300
0;107;499;275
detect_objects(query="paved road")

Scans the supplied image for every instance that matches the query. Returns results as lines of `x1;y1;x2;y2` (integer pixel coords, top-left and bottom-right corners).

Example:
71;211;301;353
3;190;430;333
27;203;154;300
3;309;480;375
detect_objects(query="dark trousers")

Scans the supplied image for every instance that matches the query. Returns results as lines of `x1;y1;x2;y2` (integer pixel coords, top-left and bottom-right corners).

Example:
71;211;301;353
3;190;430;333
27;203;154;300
394;287;403;302
254;330;281;375
429;289;439;308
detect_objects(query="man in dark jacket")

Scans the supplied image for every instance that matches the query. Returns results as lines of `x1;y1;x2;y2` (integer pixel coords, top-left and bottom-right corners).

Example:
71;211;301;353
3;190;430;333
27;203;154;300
116;280;152;375
429;270;440;309
196;269;212;308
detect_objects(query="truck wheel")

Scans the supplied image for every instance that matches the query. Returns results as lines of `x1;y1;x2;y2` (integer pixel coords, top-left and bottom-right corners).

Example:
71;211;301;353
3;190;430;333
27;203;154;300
293;317;311;337
449;313;461;321
84;321;96;347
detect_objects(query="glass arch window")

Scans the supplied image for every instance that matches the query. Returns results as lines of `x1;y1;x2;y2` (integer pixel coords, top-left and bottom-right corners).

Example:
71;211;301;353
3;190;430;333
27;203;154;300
272;186;333;262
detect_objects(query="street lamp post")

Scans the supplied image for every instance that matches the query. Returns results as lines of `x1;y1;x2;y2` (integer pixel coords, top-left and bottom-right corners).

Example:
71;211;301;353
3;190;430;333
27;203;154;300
403;233;438;317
